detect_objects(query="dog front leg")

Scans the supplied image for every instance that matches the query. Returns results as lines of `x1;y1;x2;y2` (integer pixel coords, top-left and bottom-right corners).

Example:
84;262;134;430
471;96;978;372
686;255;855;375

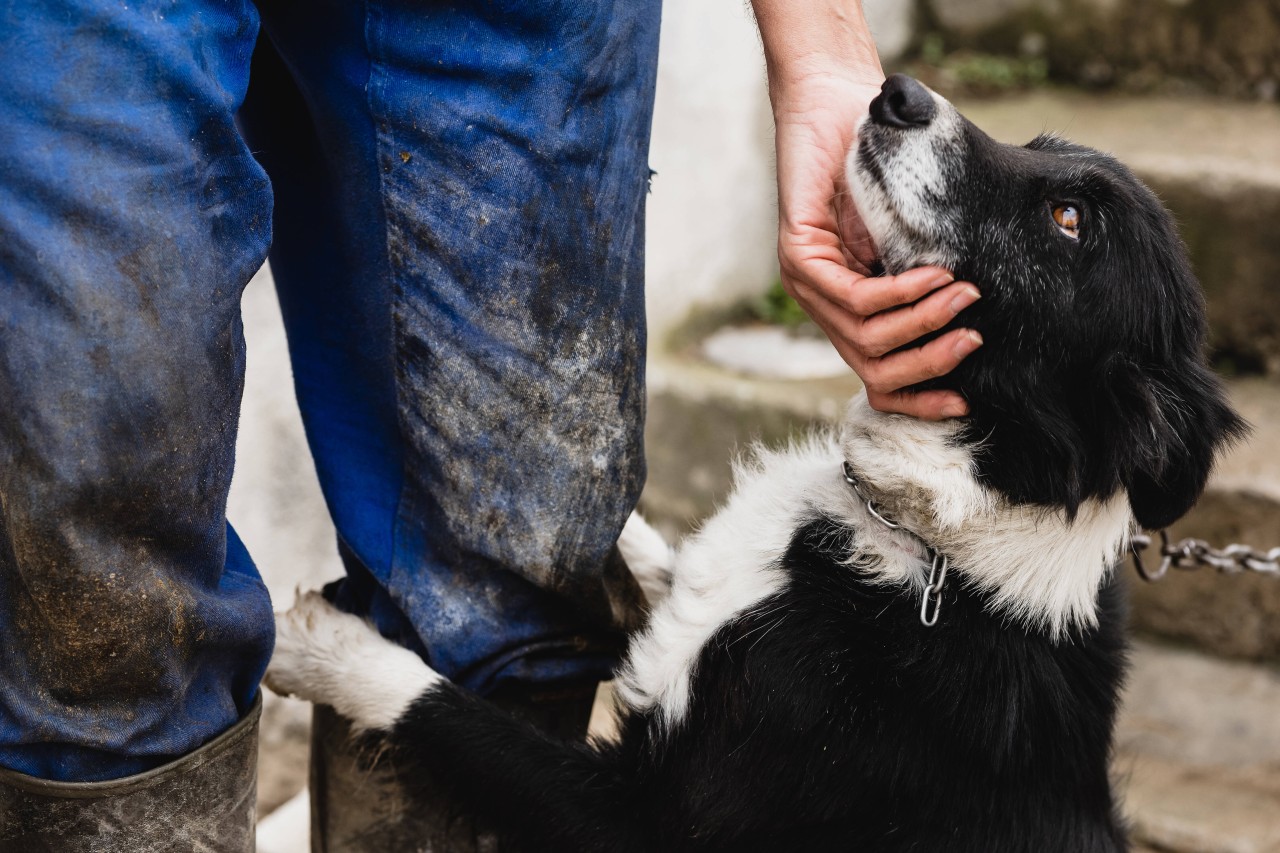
267;592;649;853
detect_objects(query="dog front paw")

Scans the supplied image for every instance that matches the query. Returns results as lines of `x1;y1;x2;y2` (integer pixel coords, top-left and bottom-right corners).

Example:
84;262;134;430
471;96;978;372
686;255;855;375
266;590;443;731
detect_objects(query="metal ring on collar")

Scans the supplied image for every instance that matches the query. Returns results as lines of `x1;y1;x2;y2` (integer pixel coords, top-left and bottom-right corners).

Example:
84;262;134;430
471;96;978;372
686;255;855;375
842;461;901;529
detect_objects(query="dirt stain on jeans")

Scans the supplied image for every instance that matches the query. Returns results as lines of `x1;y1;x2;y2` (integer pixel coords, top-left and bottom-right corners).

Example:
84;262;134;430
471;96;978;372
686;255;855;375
6;510;199;706
114;241;172;331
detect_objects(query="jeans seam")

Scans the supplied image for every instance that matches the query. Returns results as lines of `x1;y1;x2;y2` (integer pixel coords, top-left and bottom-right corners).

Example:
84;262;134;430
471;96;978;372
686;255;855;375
361;0;422;658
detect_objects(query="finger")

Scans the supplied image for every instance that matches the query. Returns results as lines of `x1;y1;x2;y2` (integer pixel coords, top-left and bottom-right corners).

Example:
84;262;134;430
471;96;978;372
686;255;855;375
780;251;865;307
843;266;957;316
779;262;865;337
859;282;981;357
867;388;971;421
861;328;983;395
784;283;873;362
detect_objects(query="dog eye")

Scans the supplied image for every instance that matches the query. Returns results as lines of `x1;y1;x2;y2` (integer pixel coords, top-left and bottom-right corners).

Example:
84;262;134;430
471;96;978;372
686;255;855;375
1052;204;1081;239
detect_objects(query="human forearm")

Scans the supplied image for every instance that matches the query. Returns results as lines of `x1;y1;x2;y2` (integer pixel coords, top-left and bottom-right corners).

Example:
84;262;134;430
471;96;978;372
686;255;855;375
751;0;884;100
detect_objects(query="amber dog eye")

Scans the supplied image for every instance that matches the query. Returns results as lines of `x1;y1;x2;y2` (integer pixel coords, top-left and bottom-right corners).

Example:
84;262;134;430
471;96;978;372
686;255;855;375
1052;204;1081;239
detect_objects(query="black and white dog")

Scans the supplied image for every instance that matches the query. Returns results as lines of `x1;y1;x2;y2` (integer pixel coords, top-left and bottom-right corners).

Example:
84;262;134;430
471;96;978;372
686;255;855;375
267;75;1244;851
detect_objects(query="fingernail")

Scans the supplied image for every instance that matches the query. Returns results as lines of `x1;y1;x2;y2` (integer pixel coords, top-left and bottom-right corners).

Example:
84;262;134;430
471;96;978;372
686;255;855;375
941;401;969;418
929;272;955;289
953;329;983;357
948;286;980;315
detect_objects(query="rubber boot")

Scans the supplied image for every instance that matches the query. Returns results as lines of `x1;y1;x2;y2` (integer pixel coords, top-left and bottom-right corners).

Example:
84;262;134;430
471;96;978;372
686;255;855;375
309;683;597;853
0;694;261;853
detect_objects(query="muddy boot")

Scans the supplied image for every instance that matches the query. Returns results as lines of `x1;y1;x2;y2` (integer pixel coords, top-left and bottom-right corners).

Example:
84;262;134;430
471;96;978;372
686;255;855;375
309;682;597;853
0;694;261;853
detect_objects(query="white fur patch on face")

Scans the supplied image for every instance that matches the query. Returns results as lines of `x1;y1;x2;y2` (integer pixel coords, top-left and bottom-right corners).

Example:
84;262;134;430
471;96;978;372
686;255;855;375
618;511;676;607
266;591;442;732
840;393;1133;638
848;88;964;273
615;435;926;729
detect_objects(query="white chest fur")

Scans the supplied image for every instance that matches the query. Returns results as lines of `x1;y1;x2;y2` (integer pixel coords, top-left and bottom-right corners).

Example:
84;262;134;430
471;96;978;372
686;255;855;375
615;393;1134;729
614;433;922;727
840;394;1133;638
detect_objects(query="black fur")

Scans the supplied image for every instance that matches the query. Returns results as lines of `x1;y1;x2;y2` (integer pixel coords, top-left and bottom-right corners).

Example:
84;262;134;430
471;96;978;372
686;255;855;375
390;518;1128;851
885;125;1247;526
360;77;1242;851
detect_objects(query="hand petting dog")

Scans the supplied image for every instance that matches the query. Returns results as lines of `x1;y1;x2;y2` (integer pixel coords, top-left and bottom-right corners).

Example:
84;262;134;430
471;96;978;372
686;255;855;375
753;0;983;421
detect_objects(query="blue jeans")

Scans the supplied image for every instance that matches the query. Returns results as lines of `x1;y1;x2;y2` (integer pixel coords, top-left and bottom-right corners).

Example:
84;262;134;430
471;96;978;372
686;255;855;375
0;0;660;782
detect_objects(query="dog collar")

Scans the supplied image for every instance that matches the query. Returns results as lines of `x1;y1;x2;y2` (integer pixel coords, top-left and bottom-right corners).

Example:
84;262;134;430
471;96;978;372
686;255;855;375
842;461;949;627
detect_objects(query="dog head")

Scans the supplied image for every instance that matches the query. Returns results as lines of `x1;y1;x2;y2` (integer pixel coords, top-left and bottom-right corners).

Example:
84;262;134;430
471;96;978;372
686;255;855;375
848;75;1245;530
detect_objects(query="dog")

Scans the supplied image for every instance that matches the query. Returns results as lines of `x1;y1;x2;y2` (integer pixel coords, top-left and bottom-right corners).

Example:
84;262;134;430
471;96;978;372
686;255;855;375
266;75;1244;851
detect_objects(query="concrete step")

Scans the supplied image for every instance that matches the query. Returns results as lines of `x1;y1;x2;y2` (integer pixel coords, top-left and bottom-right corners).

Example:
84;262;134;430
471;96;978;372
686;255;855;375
953;92;1280;374
1118;641;1280;853
919;0;1279;100
1128;377;1280;663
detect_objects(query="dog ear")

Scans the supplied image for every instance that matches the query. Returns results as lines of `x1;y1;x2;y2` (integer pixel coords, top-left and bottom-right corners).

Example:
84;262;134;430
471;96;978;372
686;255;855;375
1086;190;1250;530
1114;360;1246;531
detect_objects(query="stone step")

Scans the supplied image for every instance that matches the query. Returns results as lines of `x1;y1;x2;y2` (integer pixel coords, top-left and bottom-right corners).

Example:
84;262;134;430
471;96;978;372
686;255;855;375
953;92;1280;374
642;351;1280;665
1118;641;1280;853
920;0;1279;100
1128;377;1280;663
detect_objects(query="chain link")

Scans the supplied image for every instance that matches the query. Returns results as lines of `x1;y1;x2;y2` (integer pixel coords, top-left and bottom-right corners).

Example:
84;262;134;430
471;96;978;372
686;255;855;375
843;461;950;626
919;552;949;627
1129;529;1280;581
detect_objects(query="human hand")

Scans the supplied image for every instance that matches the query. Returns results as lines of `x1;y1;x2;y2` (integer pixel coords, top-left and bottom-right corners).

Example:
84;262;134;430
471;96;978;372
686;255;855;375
772;76;981;420
752;3;981;420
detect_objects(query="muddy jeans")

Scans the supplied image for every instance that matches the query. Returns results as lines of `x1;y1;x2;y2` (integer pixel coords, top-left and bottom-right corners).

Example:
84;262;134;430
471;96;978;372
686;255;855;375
0;0;660;782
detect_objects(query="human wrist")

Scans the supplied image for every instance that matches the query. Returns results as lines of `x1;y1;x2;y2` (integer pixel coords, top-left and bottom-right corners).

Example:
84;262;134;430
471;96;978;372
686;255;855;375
751;0;885;106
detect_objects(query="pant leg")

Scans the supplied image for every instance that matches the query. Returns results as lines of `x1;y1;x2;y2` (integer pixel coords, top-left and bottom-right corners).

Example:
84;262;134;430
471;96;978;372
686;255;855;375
240;0;661;693
0;0;274;781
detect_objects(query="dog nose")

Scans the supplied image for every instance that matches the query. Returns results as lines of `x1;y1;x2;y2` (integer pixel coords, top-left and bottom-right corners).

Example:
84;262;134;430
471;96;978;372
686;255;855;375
870;75;936;129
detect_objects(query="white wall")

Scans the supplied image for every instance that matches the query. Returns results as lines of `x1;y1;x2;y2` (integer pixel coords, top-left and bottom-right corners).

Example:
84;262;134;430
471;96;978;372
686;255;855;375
644;2;777;339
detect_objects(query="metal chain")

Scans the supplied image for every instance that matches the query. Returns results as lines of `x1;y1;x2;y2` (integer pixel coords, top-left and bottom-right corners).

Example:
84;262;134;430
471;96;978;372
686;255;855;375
919;552;949;627
1129;529;1280;582
843;464;1280;601
843;461;949;626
